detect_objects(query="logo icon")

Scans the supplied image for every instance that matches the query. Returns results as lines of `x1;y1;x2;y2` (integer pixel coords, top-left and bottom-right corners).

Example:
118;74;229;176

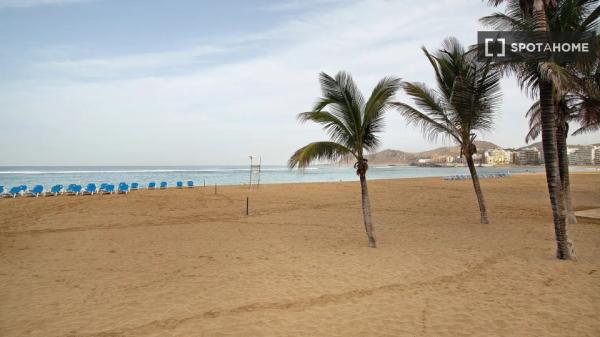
484;37;505;57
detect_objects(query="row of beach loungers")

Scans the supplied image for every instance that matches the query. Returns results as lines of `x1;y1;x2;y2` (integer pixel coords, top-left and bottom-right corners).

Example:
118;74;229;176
442;172;511;181
0;181;195;198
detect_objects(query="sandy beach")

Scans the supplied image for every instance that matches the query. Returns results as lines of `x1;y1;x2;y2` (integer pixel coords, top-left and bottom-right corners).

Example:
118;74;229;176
1;173;599;337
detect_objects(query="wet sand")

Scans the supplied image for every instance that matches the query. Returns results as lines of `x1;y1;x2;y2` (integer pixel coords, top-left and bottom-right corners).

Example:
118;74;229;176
1;173;599;337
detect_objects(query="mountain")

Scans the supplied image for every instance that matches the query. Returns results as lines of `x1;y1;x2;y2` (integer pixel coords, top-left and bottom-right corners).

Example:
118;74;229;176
519;142;543;152
363;149;417;164
414;141;499;159
362;141;502;165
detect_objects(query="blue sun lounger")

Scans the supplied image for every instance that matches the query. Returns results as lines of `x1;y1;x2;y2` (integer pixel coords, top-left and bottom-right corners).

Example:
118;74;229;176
82;183;97;195
187;180;193;188
8;185;28;197
118;182;129;194
46;184;64;196
13;186;25;197
100;184;114;195
2;186;23;198
148;182;156;190
160;181;167;189
130;182;139;190
176;181;183;188
25;185;44;197
65;184;82;196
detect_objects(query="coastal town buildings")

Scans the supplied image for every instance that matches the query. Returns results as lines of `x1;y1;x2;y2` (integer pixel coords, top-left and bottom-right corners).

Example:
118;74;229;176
567;145;599;165
516;147;541;165
484;148;511;165
409;144;598;167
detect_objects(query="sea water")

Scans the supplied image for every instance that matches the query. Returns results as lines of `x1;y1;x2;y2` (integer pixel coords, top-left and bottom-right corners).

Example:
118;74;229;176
0;165;552;189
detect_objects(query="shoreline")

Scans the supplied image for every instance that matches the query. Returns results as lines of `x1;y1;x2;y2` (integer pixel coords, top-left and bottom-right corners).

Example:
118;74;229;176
2;170;599;194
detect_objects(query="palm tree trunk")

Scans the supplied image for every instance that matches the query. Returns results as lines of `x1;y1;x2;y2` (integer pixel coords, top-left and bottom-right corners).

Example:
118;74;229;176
465;153;489;224
540;80;575;259
556;121;577;224
533;0;575;260
359;173;377;248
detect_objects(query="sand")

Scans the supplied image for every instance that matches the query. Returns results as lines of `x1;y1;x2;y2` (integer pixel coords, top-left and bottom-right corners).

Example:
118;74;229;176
1;173;599;337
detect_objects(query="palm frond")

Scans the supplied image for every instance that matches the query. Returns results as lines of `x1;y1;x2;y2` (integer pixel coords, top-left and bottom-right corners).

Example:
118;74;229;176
288;141;353;169
571;121;600;135
447;54;501;134
574;0;600;32
297;110;355;146
362;76;402;152
422;47;451;98
539;62;577;95
401;82;446;116
392;102;460;143
480;12;534;30
317;72;365;137
525;101;542;142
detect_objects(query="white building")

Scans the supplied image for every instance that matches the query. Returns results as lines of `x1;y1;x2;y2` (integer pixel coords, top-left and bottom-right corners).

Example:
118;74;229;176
567;146;596;165
517;147;541;165
484;148;510;165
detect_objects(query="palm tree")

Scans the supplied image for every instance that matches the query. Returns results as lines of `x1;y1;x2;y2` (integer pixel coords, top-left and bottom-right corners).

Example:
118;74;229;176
483;0;593;259
485;0;599;227
288;71;401;248
394;38;502;224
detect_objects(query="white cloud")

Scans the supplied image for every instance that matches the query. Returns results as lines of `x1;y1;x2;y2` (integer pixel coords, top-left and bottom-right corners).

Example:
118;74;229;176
38;45;231;79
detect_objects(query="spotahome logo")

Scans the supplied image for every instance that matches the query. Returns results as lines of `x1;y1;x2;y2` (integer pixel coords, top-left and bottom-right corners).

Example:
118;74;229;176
477;31;597;63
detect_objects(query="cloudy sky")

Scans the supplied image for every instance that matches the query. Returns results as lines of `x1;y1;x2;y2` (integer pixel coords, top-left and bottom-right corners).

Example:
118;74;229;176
1;0;598;165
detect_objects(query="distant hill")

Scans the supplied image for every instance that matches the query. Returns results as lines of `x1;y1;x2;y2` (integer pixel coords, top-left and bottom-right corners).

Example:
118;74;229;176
414;140;499;159
361;141;502;165
519;142;543;152
363;149;417;164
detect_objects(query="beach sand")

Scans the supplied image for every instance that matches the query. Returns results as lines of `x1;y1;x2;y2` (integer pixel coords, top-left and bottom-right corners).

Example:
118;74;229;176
1;173;599;337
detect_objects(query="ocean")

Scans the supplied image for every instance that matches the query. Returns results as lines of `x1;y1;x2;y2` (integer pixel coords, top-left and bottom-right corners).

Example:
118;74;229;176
0;165;554;189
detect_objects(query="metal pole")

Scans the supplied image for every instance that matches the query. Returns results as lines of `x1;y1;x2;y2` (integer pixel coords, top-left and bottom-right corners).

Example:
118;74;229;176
246;197;249;215
257;156;261;187
249;155;253;188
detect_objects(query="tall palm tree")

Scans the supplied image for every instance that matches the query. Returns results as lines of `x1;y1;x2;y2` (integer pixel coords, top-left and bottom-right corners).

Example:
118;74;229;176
525;54;599;224
483;0;594;259
288;71;401;248
485;0;599;227
394;38;502;224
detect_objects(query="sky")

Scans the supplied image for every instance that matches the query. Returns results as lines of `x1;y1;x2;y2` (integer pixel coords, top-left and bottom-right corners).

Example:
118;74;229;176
1;0;598;166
